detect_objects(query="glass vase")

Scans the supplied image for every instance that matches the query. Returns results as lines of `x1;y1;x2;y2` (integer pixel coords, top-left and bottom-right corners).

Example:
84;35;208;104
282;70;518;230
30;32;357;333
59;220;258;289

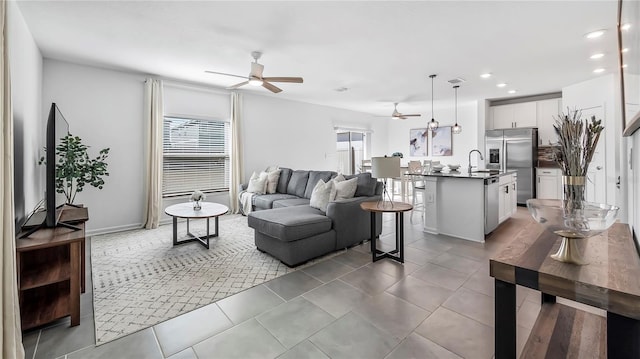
562;175;586;211
193;200;201;210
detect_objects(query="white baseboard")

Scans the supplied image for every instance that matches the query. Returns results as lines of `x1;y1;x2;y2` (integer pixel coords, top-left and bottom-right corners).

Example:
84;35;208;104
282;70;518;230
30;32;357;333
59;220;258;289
86;223;143;236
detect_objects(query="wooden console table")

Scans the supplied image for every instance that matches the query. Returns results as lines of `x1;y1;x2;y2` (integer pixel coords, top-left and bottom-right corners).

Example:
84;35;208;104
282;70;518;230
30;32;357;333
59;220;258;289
490;222;640;358
16;207;88;330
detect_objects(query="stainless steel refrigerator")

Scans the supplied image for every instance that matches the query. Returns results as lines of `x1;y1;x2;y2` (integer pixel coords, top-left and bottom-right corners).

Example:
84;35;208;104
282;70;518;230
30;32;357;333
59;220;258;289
485;128;538;205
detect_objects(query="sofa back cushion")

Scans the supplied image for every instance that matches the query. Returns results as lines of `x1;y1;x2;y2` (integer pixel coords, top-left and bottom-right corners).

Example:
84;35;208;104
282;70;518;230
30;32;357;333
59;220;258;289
345;172;378;197
287;170;310;197
303;171;336;199
277;168;293;194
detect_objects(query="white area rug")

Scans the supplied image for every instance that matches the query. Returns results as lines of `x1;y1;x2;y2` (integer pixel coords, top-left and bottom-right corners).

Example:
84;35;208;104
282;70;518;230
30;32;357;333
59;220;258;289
91;214;320;345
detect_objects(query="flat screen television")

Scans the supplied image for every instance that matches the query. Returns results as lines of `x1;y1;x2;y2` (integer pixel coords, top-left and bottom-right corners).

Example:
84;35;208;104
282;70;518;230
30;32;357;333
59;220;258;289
20;103;78;237
46;103;70;227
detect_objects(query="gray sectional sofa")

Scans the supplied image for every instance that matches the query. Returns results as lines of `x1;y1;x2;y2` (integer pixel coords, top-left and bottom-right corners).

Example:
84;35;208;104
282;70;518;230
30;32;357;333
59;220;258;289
243;168;383;266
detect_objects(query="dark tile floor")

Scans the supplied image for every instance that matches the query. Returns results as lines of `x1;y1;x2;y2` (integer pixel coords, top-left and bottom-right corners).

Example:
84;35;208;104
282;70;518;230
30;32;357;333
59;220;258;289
22;208;560;359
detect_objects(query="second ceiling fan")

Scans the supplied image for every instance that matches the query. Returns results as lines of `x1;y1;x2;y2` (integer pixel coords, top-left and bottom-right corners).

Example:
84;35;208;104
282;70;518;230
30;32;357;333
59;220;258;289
205;51;303;93
390;103;421;120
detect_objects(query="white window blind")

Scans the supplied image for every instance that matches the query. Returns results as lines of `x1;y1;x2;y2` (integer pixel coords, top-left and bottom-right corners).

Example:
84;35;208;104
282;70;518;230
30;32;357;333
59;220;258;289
162;116;230;197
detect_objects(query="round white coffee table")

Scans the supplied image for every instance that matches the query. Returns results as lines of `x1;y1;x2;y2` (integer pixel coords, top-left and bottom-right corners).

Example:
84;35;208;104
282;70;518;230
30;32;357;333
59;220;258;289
164;202;229;249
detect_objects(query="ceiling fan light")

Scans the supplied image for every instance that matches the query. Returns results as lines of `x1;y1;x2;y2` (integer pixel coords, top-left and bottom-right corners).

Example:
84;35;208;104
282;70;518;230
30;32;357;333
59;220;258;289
248;78;263;86
428;118;439;130
452;123;462;134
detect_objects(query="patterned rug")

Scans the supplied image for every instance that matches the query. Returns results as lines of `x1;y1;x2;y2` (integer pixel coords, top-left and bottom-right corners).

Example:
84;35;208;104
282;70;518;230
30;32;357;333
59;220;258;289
91;214;323;345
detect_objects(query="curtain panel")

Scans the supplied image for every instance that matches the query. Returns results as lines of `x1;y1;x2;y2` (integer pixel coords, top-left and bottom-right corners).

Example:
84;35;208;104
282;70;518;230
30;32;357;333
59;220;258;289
143;79;164;229
1;0;25;357
229;92;243;214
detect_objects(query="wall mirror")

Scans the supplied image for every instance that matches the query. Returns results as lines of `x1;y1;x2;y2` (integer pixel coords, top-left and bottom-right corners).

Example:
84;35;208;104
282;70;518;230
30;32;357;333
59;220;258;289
620;0;640;136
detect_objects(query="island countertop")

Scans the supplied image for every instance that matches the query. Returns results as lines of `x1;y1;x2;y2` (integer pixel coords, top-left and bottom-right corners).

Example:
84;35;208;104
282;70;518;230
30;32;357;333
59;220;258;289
411;169;517;179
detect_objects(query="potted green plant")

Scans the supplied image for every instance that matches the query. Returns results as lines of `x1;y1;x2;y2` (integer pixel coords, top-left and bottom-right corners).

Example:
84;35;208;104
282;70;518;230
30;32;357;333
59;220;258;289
40;134;110;204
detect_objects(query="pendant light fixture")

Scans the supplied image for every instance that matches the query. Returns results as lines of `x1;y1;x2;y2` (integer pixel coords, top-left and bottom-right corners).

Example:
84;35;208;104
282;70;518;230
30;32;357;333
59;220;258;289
452;85;462;134
428;74;439;130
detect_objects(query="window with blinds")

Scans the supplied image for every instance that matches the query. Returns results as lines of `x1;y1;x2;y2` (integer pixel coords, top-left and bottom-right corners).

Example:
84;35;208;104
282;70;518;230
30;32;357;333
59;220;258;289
162;116;230;197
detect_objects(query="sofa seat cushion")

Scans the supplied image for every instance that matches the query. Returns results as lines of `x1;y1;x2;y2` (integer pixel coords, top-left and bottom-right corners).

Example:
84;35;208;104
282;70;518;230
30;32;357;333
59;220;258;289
253;193;299;210
248;206;332;242
273;198;311;208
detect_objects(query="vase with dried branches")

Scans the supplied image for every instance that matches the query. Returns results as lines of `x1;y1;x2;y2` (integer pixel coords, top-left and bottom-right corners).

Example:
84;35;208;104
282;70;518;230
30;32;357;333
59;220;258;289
553;109;604;212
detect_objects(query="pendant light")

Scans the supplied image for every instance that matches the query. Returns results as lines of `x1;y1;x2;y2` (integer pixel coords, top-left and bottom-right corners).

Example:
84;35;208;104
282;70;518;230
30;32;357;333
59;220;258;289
428;74;439;130
452;85;462;134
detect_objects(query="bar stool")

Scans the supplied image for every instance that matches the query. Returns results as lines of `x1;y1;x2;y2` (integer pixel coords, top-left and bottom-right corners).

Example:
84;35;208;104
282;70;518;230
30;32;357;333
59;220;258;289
407;161;425;222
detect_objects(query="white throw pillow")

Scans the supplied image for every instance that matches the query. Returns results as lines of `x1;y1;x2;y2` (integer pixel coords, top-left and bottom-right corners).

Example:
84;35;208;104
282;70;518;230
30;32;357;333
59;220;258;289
247;171;268;195
309;179;333;212
331;177;357;201
262;169;281;194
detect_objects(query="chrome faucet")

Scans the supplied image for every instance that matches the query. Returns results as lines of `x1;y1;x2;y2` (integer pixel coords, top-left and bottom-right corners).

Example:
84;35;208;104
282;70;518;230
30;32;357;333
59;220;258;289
468;149;484;173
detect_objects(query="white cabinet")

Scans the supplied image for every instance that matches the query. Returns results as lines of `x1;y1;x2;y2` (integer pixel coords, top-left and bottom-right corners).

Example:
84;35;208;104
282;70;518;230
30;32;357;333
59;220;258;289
490;102;538;129
513;102;537;127
488;97;562;133
536;168;562;200
537;98;562;145
498;174;517;223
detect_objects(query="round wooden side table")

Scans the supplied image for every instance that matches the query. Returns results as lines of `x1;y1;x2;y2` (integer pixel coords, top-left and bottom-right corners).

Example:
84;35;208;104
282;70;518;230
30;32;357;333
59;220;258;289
360;201;413;263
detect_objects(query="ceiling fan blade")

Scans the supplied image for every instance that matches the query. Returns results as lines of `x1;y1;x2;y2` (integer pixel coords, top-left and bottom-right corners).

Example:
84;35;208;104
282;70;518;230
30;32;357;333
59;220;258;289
262;81;282;93
205;71;249;80
228;81;249;89
402;114;422;117
262;77;303;83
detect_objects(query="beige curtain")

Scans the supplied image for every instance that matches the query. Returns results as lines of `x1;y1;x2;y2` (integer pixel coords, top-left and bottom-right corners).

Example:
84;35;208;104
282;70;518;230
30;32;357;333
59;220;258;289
142;79;164;229
229;92;243;214
1;1;25;357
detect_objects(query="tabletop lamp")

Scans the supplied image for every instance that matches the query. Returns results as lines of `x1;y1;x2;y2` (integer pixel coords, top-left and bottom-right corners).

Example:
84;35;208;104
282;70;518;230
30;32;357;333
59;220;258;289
371;156;401;207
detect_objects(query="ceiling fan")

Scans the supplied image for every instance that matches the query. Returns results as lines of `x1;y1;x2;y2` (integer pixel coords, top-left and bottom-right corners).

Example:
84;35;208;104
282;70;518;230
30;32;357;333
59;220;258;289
205;51;303;93
389;103;421;120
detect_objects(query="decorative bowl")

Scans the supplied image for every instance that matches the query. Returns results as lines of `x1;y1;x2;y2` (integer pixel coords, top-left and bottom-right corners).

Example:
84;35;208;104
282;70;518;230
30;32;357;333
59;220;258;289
431;164;444;172
526;199;619;265
447;164;461;171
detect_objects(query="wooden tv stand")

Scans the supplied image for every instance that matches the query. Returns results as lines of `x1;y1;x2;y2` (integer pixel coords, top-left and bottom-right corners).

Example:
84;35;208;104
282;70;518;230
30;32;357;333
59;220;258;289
16;206;88;330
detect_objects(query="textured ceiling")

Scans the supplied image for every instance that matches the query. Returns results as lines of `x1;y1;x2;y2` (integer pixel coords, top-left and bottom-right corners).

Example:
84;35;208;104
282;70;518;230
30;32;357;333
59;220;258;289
16;1;619;117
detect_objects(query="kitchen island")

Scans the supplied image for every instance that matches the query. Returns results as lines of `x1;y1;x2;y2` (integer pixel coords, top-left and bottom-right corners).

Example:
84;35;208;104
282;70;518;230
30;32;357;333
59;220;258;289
414;170;517;242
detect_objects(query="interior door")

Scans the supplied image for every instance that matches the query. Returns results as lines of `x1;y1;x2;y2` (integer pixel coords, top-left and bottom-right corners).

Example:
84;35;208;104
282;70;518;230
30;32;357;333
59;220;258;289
580;106;606;203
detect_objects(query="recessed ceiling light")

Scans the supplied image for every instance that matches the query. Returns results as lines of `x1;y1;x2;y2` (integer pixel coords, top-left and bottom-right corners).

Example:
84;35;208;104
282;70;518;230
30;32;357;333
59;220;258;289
622;48;629;53
593;68;605;73
497;83;507;88
480;73;492;79
585;30;606;39
590;53;604;59
621;23;631;31
508;90;517;94
622;64;628;68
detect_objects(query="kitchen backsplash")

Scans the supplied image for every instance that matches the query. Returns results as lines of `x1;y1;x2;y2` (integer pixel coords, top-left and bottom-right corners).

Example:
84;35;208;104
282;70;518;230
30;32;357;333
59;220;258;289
538;146;559;168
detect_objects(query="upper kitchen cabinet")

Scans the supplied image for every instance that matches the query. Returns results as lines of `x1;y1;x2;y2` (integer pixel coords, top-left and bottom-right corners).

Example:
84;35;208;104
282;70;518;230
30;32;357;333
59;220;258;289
536;98;562;145
490;102;537;129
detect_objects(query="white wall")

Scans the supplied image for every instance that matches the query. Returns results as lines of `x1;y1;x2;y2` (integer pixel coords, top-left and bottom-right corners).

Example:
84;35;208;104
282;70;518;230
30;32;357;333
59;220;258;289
241;93;388;179
43;59;146;234
562;74;622;216
40;61;388;233
385;101;480;169
8;1;43;226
